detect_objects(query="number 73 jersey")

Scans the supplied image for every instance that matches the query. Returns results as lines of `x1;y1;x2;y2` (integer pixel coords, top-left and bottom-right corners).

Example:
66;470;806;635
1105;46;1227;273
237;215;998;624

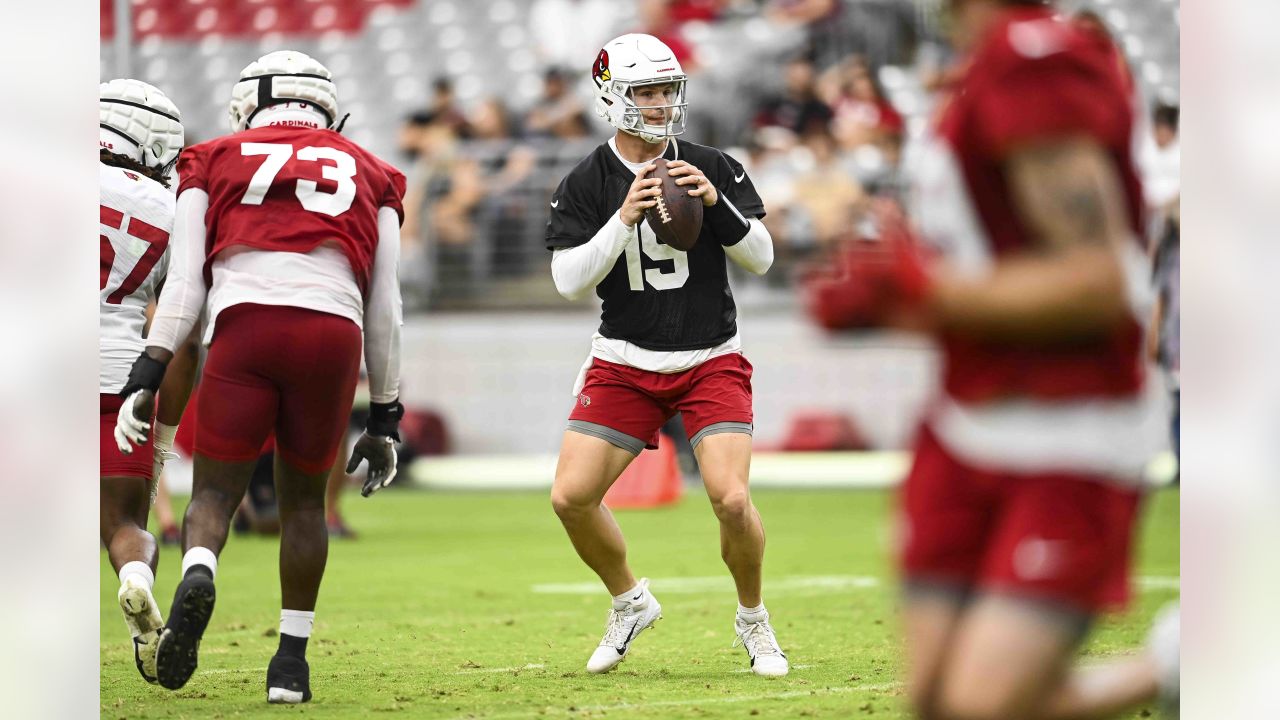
100;163;174;393
177;125;405;296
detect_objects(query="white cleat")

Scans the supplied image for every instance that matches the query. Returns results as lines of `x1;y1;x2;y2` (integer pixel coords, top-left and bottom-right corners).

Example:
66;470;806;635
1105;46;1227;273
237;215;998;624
586;578;662;674
734;612;789;677
119;576;164;684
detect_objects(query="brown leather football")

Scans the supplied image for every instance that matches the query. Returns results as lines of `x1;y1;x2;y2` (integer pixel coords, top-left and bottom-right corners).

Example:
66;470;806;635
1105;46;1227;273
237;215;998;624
644;158;703;252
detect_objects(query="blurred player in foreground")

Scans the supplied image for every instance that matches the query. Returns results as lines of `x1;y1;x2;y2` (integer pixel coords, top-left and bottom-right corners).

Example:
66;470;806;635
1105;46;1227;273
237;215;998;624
546;34;786;676
99;79;200;684
115;50;407;703
807;1;1179;717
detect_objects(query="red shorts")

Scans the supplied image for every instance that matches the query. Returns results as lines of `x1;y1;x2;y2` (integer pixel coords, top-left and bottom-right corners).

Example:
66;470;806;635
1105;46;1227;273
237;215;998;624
568;353;754;453
101;394;152;479
196;303;361;475
898;426;1141;615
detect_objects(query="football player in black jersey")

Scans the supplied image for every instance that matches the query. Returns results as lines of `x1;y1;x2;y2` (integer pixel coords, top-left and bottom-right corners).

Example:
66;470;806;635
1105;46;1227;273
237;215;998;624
544;34;787;676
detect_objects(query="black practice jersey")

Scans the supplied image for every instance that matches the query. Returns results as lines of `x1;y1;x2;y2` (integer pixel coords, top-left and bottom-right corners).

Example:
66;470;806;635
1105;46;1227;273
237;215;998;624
545;138;766;351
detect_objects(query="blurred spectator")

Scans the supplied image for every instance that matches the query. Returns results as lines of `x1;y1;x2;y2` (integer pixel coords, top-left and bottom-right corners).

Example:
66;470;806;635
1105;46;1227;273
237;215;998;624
787;129;866;254
822;58;903;160
470;97;518;141
753;56;833;139
1142;102;1180;213
421;77;470;137
397;110;434;164
524;68;591;140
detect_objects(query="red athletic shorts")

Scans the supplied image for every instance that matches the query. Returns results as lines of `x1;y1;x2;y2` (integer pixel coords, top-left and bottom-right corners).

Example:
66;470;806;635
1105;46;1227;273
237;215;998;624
101;394;152;479
196;303;361;475
898;425;1142;616
567;353;754;453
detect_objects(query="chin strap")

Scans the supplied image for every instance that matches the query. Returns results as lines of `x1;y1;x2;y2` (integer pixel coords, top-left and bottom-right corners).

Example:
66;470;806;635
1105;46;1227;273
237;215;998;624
332;113;351;133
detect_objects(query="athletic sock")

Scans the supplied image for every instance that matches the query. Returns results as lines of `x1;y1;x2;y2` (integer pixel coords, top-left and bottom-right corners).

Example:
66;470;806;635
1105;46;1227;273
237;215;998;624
118;561;155;589
737;602;767;623
278;609;315;658
180;546;218;580
612;581;646;610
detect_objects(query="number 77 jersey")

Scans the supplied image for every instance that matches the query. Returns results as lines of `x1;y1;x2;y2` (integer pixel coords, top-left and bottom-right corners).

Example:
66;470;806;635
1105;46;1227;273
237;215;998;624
100;163;175;393
178;125;406;296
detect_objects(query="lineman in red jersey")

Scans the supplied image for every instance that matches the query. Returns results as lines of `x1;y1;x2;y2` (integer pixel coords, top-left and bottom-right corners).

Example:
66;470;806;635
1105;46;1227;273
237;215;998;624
807;2;1178;718
115;51;407;703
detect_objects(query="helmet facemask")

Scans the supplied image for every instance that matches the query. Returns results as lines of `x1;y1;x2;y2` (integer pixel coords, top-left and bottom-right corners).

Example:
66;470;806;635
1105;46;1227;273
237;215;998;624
610;78;688;144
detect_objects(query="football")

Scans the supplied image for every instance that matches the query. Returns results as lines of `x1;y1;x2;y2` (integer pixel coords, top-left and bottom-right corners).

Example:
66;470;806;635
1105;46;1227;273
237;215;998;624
644;158;703;252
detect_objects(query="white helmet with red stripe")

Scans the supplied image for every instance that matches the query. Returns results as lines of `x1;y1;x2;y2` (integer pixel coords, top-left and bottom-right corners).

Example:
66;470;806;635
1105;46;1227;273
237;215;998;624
592;34;687;144
229;50;341;133
99;79;184;173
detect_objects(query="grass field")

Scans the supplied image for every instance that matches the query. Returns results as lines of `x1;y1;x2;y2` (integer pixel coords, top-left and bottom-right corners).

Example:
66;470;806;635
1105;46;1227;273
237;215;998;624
100;487;1179;719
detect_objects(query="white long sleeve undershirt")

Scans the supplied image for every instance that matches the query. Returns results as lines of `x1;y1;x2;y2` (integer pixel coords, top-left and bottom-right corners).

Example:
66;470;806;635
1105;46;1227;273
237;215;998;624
724;218;774;275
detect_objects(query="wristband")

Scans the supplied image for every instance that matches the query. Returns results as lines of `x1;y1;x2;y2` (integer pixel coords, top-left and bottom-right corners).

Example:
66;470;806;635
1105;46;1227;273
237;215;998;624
367;399;405;441
120;354;167;397
705;195;750;246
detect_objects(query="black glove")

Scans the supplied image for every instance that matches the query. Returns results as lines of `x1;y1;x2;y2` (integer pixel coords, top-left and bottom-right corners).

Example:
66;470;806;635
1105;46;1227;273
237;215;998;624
347;400;404;497
119;354;167;398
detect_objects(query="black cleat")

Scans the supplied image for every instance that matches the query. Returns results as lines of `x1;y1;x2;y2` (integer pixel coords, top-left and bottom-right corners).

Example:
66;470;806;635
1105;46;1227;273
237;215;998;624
266;653;312;703
155;570;216;690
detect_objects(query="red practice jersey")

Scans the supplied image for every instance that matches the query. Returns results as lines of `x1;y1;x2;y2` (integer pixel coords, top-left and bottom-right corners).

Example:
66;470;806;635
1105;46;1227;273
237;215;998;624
178;126;406;295
912;6;1146;404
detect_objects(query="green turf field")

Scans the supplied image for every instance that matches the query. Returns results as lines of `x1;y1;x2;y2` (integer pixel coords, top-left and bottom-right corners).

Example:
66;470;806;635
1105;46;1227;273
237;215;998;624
100;488;1179;719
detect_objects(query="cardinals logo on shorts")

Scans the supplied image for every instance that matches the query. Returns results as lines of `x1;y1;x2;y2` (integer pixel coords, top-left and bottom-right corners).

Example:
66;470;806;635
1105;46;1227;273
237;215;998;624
579;393;592;407
592;50;610;86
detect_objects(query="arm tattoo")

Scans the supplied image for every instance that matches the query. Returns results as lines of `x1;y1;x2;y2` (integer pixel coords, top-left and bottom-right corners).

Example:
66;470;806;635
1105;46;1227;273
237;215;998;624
1008;140;1125;251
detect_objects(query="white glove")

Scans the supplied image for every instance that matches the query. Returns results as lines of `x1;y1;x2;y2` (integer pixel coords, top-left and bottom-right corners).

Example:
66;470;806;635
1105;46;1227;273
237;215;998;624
114;389;155;454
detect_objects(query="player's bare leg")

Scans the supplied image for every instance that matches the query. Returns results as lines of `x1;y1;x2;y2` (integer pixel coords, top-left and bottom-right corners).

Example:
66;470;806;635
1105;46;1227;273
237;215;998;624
551;431;639;595
900;590;964;718
694;432;764;606
933;595;1166;720
267;455;330;703
694;431;787;676
552;430;662;673
102;475;164;683
155;454;256;690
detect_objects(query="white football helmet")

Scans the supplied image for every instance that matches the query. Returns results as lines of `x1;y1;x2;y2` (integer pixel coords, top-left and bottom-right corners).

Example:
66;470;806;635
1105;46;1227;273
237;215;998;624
229;50;340;133
592;34;687;144
99;79;184;173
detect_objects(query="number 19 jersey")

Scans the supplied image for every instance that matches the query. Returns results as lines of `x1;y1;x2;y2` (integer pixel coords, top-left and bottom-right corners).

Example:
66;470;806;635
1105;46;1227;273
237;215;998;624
177;126;406;296
100;163;174;393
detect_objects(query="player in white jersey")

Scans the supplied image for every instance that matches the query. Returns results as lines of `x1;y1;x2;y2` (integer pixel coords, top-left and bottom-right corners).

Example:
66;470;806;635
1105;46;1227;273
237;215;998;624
99;78;198;684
